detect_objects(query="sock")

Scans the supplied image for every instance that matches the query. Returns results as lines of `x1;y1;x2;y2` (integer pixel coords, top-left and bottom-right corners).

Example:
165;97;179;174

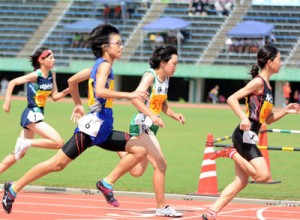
158;205;168;210
229;150;237;159
102;178;113;189
207;209;218;219
9;185;17;197
24;139;31;148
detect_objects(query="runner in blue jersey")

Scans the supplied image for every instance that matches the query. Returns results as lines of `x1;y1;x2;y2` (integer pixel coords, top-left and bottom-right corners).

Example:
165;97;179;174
2;24;148;214
1;47;69;175
201;45;300;220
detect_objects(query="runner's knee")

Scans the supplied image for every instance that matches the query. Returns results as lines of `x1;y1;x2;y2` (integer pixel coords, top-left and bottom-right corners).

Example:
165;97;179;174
53;138;64;149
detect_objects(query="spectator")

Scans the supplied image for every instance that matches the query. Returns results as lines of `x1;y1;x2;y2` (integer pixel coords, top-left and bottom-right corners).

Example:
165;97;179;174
266;33;276;45
209;85;219;104
0;77;8;96
103;4;111;20
167;30;177;45
114;5;122;19
127;3;136;19
188;0;208;16
225;38;233;53
188;0;194;16
141;0;150;8
214;0;229;16
80;34;90;48
167;30;184;46
151;33;165;50
224;0;234;12
71;33;82;48
282;82;291;107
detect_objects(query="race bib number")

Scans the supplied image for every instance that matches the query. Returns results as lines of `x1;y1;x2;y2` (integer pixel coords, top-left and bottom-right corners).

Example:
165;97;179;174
149;94;167;114
243;130;258;144
78;113;102;137
134;113;153;127
27;111;44;123
260;101;273;123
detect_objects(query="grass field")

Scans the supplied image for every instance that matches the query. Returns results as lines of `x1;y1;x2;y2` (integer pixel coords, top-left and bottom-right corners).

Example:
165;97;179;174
1;98;300;201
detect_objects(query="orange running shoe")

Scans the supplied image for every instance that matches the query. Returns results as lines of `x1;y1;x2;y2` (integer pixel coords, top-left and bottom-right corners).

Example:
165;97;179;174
210;147;236;160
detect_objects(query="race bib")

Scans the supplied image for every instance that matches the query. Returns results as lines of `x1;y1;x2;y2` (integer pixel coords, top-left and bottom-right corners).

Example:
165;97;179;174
78;113;102;137
134;113;153;127
27;110;44;123
243;130;258;144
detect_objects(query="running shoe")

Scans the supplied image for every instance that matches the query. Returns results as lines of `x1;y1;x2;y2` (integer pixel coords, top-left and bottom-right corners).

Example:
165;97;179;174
201;214;208;220
210;147;236;160
96;179;119;207
2;181;15;214
155;205;183;218
14;137;29;161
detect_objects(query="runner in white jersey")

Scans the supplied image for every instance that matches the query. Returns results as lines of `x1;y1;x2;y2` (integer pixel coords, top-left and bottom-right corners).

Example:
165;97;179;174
118;45;186;217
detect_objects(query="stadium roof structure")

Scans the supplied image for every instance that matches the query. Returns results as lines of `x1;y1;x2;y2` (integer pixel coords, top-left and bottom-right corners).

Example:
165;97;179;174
226;20;274;38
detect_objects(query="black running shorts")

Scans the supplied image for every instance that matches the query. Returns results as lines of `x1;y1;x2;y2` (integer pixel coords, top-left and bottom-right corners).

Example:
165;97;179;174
232;121;263;161
62;131;131;160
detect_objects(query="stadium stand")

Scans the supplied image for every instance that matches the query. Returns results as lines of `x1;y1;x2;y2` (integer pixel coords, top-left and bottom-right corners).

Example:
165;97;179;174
1;1;300;68
0;0;55;58
129;1;227;64
43;0;148;66
214;4;300;66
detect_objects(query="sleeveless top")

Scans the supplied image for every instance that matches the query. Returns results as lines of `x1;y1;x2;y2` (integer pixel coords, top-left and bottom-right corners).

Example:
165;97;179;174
145;68;168;115
129;68;169;136
27;69;53;108
245;76;273;124
75;58;115;144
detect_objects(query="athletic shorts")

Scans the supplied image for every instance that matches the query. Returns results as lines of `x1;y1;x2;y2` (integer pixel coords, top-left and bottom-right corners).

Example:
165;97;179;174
129;113;159;136
232;120;262;161
20;107;44;128
62;131;131;160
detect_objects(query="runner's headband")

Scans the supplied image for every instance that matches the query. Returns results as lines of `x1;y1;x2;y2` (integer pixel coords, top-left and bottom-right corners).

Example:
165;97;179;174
38;50;52;60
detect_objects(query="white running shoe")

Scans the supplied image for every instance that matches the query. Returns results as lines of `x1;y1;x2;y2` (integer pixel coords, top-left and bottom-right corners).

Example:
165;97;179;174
156;205;183;218
14;137;30;161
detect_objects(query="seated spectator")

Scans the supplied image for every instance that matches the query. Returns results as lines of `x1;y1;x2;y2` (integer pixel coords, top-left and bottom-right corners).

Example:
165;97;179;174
151;33;165;50
225;38;233;53
114;5;121;19
266;33;276;45
188;0;209;16
141;0;150;8
103;4;111;20
80;34;90;48
224;0;234;12
188;0;194;16
214;0;229;16
127;3;136;19
71;32;82;48
167;30;177;45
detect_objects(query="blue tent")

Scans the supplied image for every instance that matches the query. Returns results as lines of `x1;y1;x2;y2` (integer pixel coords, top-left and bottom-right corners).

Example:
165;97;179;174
142;17;190;31
227;20;274;38
142;17;190;55
63;19;105;33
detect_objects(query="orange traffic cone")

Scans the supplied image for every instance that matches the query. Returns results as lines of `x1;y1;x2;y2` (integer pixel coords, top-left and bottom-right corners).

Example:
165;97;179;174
250;124;281;184
195;133;219;196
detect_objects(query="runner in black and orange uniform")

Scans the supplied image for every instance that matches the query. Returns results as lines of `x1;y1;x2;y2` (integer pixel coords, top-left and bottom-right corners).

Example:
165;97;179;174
202;45;300;220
